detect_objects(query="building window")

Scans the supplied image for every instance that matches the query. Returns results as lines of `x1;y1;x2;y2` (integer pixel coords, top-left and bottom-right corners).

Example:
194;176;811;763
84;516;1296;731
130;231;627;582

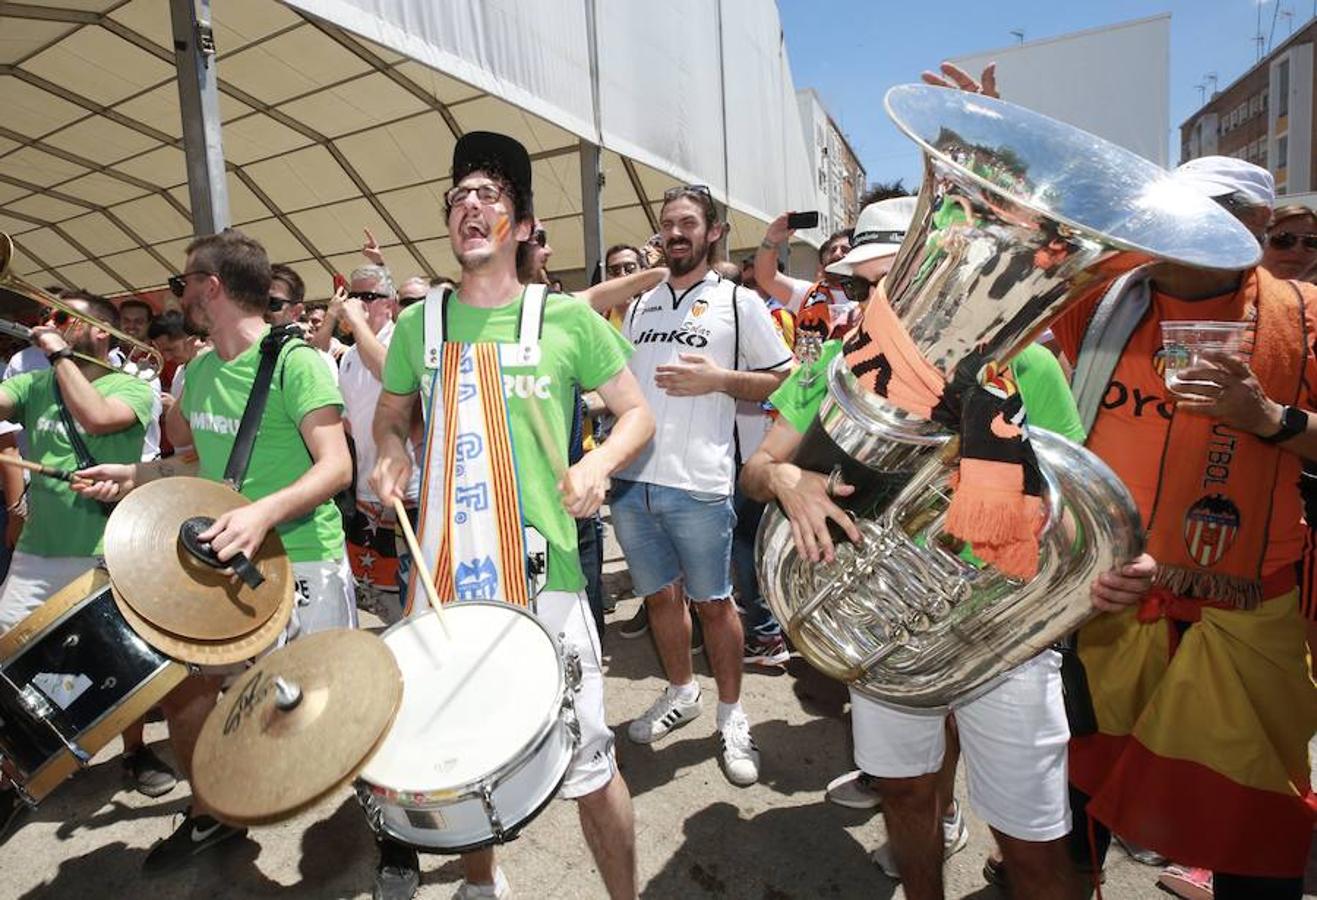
1277;135;1288;166
1278;60;1290;117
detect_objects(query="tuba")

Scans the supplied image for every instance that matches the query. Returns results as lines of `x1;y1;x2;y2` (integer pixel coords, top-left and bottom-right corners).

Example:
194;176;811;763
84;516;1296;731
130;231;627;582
0;232;162;381
756;85;1262;709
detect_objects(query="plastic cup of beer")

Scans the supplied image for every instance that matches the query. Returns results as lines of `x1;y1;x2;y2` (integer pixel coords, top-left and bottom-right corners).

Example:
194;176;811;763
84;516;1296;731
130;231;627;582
1160;320;1249;396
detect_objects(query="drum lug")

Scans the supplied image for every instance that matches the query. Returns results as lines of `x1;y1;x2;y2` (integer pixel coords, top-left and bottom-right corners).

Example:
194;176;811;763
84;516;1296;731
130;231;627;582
16;684;91;766
479;782;505;843
353;781;384;834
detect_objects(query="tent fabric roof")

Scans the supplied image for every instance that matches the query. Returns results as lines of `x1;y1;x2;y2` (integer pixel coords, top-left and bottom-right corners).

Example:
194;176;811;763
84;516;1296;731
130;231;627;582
0;0;819;298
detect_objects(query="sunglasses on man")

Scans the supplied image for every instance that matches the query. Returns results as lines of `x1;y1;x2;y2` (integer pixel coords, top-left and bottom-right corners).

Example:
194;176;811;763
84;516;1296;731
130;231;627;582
663;184;712;201
1267;231;1317;251
606;262;640;277
168;270;215;298
840;274;876;305
347;290;391;302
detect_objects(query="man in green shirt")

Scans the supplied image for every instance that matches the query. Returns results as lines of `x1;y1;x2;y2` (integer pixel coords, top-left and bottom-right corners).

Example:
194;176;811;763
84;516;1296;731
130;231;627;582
739;201;1086;900
0;292;175;819
74;228;354;874
370;131;653;900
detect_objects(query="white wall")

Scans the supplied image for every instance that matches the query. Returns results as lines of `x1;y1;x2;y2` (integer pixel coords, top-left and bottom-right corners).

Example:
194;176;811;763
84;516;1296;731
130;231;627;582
952;14;1170;166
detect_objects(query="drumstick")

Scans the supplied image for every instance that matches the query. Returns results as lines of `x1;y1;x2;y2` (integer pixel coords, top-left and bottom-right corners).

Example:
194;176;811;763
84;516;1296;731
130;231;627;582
392;497;450;639
521;396;568;481
0;454;81;483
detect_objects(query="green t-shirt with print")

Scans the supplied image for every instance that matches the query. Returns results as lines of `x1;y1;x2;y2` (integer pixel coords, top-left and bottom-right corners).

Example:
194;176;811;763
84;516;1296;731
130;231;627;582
771;340;1085;441
383;290;632;594
0;368;154;556
181;333;345;563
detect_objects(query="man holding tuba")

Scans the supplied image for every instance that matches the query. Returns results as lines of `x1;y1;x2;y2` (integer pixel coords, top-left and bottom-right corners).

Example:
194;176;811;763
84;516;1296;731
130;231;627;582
741;194;1134;900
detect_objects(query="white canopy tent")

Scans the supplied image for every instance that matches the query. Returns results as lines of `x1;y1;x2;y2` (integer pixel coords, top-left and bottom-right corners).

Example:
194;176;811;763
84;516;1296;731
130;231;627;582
0;0;821;299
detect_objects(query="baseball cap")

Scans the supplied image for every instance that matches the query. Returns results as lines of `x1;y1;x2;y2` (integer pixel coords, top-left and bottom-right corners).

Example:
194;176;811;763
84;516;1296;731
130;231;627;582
825;196;918;276
451;131;534;214
1171;156;1275;209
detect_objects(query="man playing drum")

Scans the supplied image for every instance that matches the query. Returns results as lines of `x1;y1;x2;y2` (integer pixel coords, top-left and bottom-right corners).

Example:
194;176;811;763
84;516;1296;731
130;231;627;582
369;131;654;900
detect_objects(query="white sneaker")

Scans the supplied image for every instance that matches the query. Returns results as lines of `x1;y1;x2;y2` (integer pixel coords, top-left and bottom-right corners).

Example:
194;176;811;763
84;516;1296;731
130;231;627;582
825;770;881;810
627;686;702;744
718;710;760;786
871;800;970;879
452;867;511;899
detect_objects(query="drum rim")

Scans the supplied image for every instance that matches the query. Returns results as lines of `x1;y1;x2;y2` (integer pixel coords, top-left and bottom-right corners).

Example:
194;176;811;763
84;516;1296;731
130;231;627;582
360;601;570;801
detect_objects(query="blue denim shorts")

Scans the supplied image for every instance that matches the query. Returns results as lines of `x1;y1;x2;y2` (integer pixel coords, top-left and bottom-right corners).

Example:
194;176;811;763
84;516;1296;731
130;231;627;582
608;479;735;601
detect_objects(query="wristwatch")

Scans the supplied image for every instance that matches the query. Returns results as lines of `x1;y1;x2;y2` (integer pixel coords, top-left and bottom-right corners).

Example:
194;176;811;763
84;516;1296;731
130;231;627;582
1259;405;1308;444
46;346;75;364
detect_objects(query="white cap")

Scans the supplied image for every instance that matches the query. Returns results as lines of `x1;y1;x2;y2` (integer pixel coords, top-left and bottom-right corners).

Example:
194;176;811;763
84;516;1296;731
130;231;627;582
825;196;918;276
1172;156;1275;209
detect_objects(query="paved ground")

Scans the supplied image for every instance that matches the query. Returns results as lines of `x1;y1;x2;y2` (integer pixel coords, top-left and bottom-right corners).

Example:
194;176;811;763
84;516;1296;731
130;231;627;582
4;519;1315;899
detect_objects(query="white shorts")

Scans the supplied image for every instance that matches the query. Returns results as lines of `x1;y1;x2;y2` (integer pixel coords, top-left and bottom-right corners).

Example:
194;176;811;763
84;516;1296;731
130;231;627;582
289;555;358;638
851;650;1071;842
534;589;615;800
0;553;98;634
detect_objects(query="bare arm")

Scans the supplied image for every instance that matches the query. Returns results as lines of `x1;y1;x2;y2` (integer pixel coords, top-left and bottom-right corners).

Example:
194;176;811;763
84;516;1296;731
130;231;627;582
738;417;860;562
559;367;654;518
370;388;417;506
341;298;388;380
755;213;805;307
308;289;347;352
654;353;789;403
577;267;668;314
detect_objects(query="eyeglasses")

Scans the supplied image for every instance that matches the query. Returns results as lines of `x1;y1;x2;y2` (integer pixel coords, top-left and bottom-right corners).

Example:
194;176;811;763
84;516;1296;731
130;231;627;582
444;182;506;210
606;262;640;277
398;294;425;307
168;270;215;298
267;296;289;312
840;275;876;305
347;290;390;302
662;184;712;201
531;229;548;247
1267;231;1317;251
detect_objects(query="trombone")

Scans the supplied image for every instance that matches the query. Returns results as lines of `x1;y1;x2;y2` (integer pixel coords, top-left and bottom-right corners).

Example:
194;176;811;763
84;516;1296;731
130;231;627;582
0;232;162;381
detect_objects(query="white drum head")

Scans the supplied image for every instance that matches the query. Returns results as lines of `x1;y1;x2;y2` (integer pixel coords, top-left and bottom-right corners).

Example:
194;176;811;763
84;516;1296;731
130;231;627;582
360;603;562;794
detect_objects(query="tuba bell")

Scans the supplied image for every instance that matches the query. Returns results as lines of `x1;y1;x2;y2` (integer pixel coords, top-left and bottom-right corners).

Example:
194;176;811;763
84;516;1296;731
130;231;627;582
0;232;163;381
756;85;1263;709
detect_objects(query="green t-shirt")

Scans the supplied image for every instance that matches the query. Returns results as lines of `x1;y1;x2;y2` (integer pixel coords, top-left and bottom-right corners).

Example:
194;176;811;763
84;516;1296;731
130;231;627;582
382;290;632;594
181;333;345;563
0;369;154;556
771;340;1085;441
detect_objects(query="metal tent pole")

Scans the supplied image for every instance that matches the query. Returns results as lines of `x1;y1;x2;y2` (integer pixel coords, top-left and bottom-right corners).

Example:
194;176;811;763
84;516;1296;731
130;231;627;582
170;0;230;236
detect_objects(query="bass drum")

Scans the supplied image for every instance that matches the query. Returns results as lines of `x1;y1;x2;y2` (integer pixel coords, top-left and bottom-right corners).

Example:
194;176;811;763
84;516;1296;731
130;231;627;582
0;568;187;803
356;602;580;852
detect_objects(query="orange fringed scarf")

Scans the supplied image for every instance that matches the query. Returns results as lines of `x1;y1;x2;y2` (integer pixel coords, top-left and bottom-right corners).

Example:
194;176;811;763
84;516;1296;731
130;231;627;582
842;291;1045;579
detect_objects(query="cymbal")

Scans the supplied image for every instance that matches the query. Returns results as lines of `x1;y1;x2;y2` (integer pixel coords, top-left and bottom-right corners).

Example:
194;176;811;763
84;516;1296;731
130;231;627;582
103;477;290;642
112;577;293;667
192;629;403;826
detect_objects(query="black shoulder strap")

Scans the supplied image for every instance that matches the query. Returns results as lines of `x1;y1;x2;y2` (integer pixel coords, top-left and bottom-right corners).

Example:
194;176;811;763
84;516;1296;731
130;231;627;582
50;378;98;470
730;284;743;469
223;325;300;491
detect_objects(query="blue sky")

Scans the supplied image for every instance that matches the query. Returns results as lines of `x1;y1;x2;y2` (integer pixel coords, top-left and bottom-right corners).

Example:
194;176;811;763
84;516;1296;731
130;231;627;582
779;0;1309;188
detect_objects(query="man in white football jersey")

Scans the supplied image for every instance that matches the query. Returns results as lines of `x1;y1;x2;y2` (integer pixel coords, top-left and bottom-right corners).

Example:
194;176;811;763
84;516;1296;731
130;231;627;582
613;186;792;785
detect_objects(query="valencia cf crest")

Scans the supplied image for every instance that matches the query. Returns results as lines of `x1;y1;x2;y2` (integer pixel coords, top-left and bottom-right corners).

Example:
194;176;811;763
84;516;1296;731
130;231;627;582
690;298;709;318
1152;346;1171;380
1182;494;1240;567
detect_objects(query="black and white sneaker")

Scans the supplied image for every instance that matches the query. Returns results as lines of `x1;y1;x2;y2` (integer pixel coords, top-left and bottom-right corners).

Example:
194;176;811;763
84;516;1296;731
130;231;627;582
626;685;702;744
374;837;420;900
142;809;246;876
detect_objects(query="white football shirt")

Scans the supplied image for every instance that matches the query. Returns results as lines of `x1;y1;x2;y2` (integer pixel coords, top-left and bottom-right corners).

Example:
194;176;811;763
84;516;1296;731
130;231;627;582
619;271;791;495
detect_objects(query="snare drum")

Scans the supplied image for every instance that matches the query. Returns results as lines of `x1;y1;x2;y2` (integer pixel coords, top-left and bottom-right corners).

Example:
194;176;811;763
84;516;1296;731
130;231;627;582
356;602;580;852
0;568;187;804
